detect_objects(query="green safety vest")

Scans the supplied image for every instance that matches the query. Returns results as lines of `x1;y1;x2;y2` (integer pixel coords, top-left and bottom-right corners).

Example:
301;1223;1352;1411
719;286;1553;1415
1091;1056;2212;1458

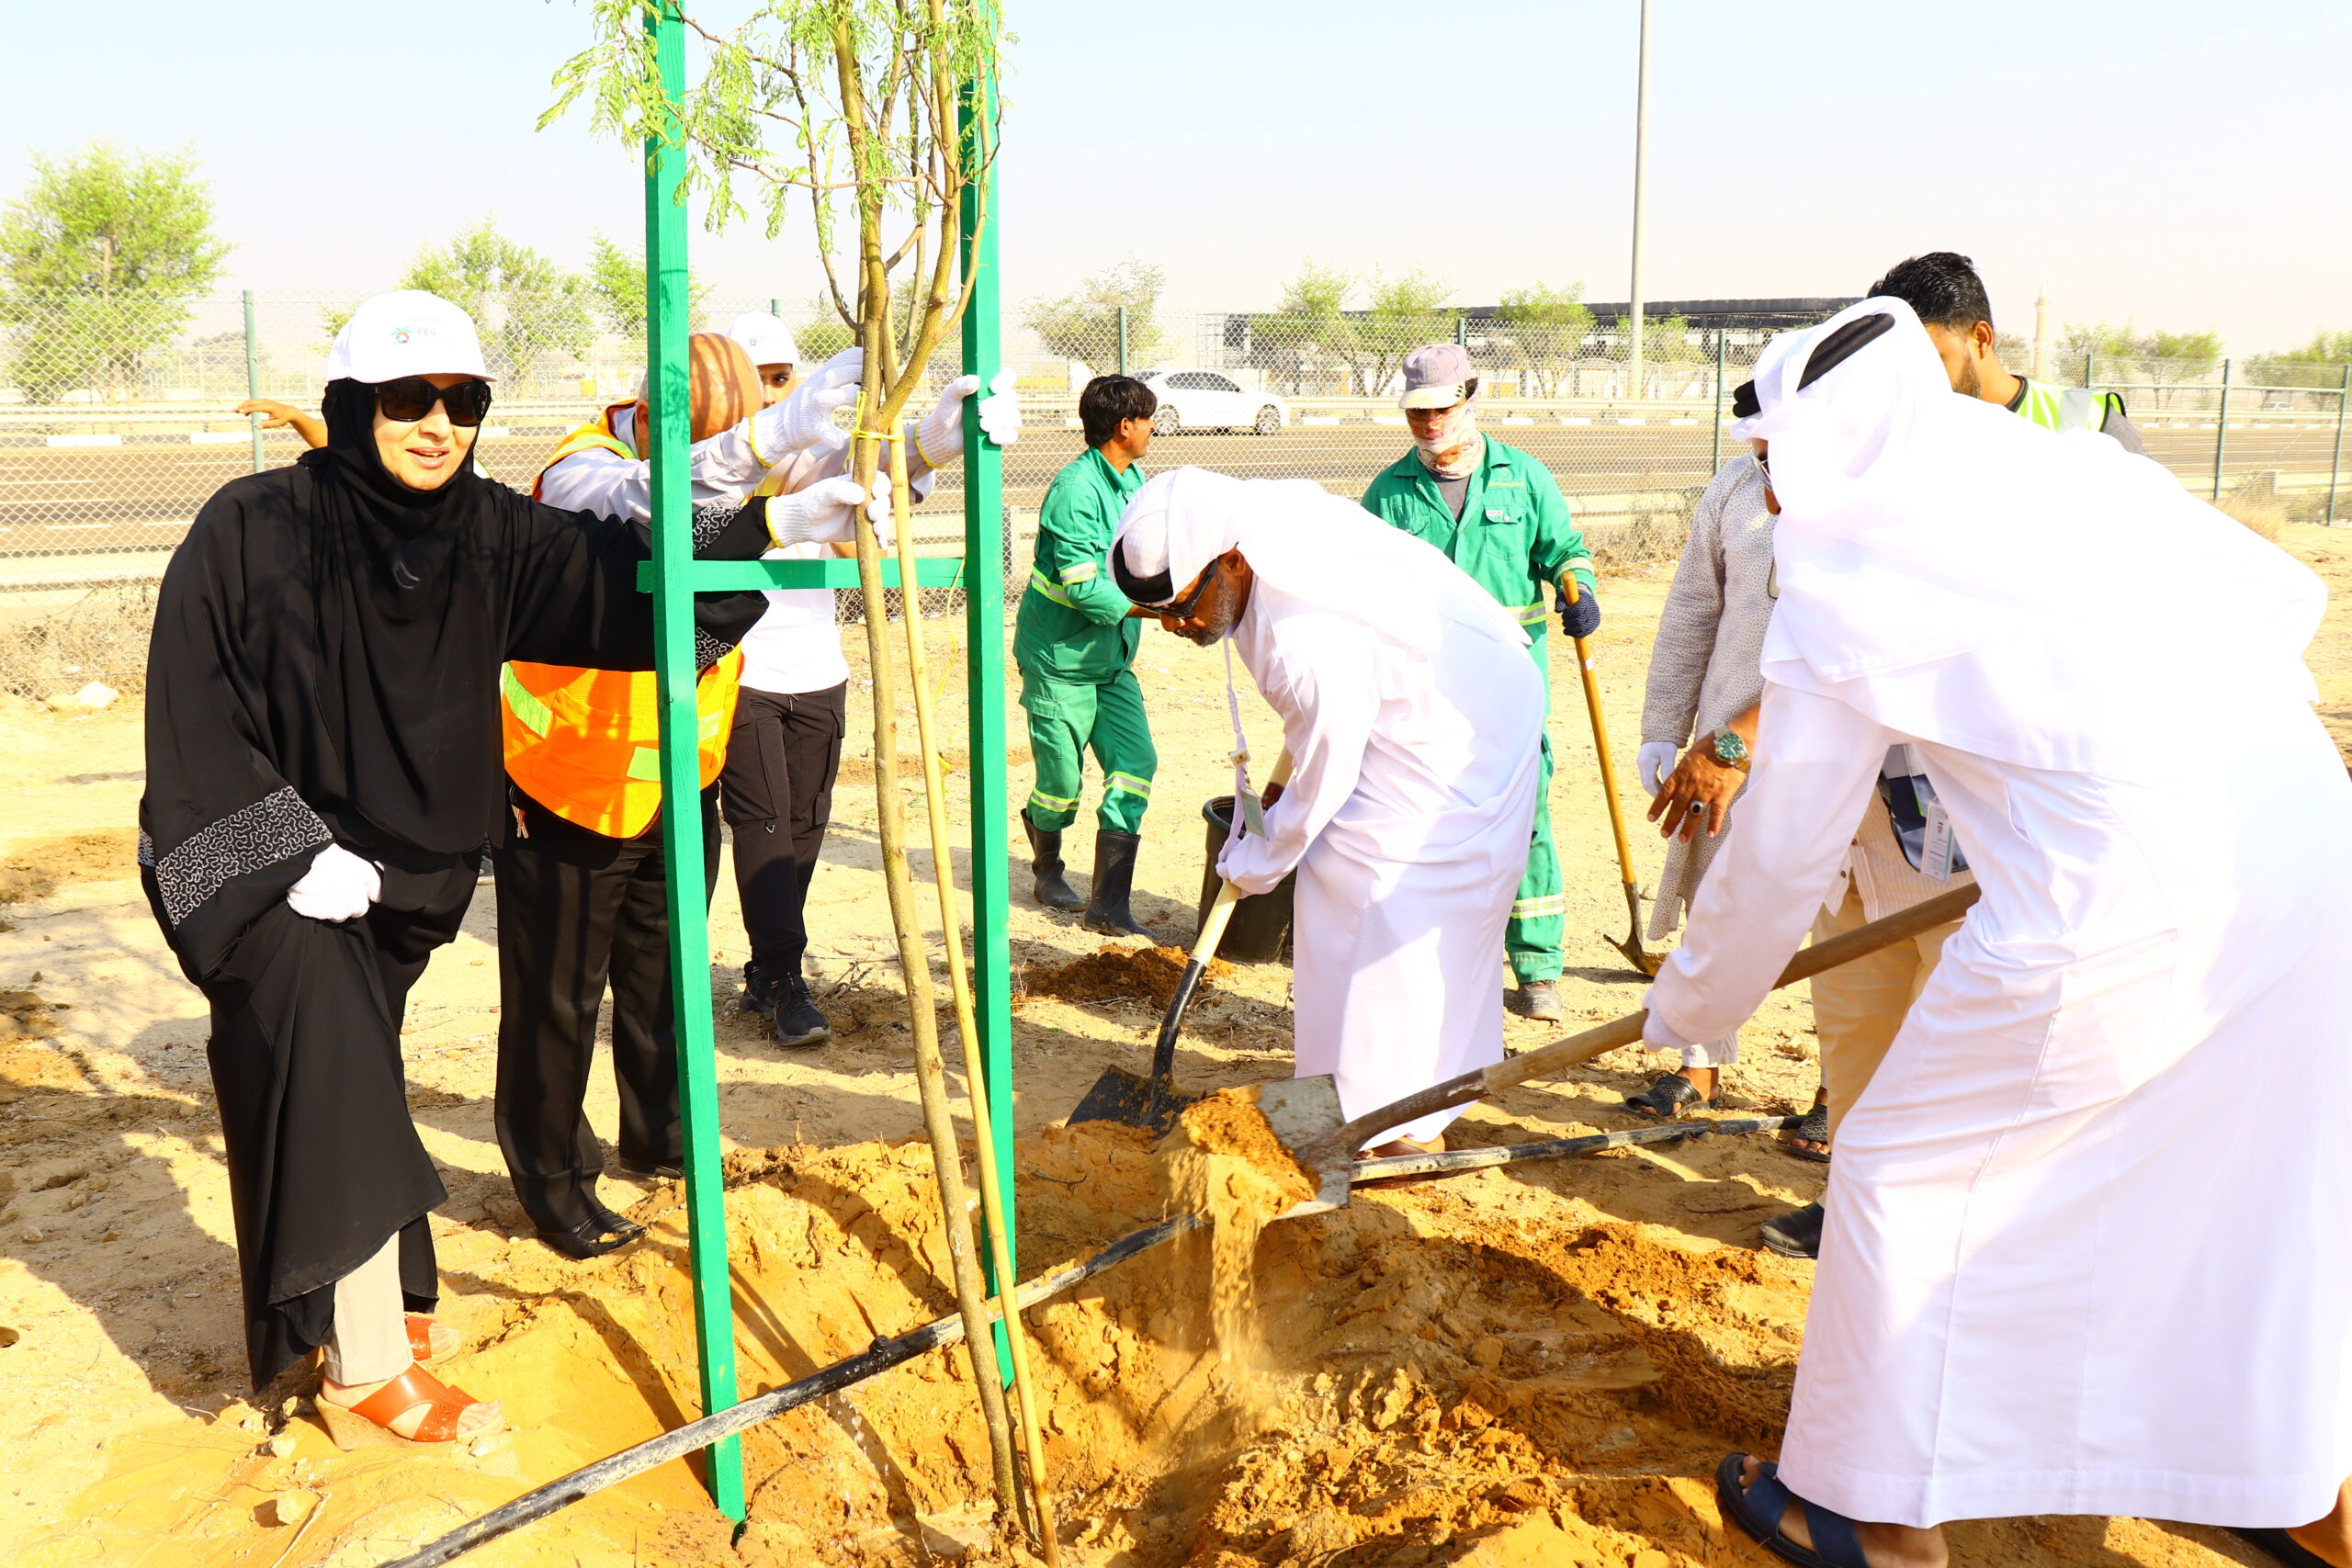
1358;437;1594;676
2014;378;2125;435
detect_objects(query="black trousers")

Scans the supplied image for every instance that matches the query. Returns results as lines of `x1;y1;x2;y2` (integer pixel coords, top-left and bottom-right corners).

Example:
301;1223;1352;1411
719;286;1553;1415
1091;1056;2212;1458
491;784;720;1235
718;682;846;982
205;859;473;1389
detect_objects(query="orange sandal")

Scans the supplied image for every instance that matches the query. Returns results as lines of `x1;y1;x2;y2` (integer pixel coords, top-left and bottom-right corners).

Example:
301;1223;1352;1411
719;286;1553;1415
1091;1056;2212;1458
318;1364;502;1450
405;1314;458;1366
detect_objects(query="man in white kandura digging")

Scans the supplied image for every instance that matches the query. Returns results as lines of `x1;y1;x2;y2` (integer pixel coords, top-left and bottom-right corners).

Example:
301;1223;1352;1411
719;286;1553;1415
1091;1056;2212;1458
1646;299;2352;1568
1109;467;1544;1157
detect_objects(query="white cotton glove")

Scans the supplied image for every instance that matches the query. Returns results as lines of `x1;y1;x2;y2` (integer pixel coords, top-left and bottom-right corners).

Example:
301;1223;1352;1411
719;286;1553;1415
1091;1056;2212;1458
1637;740;1679;798
767;346;864;457
286;843;381;923
765;474;896;547
915;368;1021;467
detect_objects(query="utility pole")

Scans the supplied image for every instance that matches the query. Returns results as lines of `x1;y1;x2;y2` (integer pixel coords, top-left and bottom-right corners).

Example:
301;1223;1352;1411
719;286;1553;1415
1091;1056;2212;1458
1626;0;1651;400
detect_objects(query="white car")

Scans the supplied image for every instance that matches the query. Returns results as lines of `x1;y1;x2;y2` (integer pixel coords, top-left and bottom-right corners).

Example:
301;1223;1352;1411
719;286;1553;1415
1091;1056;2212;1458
1136;369;1288;436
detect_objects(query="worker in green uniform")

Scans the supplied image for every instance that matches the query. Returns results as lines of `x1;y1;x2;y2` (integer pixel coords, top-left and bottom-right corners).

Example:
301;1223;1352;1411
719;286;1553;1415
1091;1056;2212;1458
1866;252;2145;451
1361;343;1597;1021
1013;374;1160;938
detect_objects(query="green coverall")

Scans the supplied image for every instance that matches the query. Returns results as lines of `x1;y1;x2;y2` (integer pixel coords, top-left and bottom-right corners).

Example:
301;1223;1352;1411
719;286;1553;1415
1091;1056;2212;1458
1013;447;1156;835
1361;438;1594;984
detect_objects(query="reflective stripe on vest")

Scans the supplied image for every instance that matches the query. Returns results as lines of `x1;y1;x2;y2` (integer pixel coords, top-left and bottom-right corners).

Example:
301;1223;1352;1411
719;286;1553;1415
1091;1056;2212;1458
527;406;639;500
2015;379;2115;435
501;653;742;839
501;417;742;840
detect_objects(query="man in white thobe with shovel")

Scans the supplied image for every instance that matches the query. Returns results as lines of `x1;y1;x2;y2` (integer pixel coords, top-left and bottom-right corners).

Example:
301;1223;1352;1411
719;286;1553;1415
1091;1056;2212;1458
1110;467;1544;1157
1654;299;2352;1568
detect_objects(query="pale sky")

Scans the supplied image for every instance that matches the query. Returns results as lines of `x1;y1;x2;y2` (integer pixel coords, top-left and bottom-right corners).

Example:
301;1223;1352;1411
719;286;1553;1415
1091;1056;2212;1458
6;0;2345;351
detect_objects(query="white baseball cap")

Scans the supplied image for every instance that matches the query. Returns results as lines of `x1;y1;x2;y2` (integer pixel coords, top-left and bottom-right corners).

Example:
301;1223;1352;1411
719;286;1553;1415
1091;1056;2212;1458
325;290;493;383
726;310;796;368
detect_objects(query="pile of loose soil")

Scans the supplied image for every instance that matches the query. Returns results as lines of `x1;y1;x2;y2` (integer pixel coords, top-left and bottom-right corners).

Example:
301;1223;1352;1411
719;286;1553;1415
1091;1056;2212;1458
0;828;140;906
0;987;66;1046
1022;943;1232;1012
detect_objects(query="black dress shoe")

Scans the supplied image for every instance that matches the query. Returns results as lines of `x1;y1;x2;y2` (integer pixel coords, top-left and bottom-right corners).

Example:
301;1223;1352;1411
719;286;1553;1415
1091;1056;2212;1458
536;1215;638;1260
591;1201;646;1242
1759;1201;1826;1259
612;1156;684;1180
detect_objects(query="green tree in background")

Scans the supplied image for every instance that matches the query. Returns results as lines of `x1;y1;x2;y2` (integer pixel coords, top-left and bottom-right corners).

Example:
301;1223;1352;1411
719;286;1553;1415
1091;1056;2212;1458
399;218;594;391
795;293;855;362
0;141;230;402
2063;323;2225;405
2136;328;2223;402
1494;281;1592;396
1355;268;1453;400
2249;329;2352;390
1021;257;1167;371
585;231;713;344
1261;260;1354;397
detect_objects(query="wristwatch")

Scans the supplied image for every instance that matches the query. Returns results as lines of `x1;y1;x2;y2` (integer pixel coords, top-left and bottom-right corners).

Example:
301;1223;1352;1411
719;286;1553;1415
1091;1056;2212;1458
1711;724;1751;773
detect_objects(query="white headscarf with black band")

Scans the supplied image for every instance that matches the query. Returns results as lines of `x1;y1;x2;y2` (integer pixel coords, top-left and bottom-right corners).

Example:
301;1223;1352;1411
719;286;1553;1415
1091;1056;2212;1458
1110;466;1525;658
1734;297;2324;777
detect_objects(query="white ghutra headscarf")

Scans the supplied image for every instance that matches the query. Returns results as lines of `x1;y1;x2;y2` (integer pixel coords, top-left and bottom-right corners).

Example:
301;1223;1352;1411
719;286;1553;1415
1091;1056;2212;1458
1735;298;2323;778
1110;467;1526;659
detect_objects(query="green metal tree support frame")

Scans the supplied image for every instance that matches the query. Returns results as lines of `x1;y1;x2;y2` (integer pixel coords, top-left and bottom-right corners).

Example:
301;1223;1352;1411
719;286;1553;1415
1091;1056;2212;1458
636;3;1012;1517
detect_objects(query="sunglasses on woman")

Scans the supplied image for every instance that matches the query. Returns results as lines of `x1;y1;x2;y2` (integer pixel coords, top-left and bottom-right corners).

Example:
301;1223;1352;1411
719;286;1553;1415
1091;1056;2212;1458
375;377;494;427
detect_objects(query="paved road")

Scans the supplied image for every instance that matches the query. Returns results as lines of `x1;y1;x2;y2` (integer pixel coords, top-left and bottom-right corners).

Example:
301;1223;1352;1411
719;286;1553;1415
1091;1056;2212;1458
3;417;2341;566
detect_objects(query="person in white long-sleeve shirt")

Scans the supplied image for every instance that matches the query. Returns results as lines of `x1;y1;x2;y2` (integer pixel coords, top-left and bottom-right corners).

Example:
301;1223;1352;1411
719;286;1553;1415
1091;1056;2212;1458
1110;467;1544;1156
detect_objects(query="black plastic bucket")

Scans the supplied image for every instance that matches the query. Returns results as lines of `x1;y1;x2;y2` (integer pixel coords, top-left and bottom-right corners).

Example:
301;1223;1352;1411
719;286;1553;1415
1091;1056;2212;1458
1198;795;1295;963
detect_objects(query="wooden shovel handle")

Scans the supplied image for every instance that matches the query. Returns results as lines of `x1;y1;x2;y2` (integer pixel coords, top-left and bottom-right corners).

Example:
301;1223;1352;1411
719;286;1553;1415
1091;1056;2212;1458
1324;881;1982;1156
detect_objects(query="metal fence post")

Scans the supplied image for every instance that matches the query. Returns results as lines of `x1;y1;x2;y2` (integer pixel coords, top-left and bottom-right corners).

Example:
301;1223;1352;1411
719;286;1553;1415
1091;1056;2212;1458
2084;350;2093;390
1709;330;1725;476
1454;314;1467;348
1116;305;1128;376
768;296;780;317
243;290;264;475
2212;357;2231;502
2330;365;2348;525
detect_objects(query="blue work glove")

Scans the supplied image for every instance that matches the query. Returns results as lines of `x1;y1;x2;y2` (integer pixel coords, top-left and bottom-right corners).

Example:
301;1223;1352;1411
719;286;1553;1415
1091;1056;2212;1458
1558;581;1601;639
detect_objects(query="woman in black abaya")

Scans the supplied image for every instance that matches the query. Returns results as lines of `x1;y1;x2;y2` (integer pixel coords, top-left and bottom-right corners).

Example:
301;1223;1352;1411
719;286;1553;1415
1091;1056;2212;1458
139;291;786;1447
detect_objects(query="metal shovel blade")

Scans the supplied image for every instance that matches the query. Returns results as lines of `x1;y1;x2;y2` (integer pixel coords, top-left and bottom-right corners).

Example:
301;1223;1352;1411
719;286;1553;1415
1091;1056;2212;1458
1255;1076;1351;1218
1608;880;1663;976
1066;1066;1199;1134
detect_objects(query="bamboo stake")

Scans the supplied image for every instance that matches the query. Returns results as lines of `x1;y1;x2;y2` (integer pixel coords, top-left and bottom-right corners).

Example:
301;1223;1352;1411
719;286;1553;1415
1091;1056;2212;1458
845;412;1022;1518
889;439;1063;1564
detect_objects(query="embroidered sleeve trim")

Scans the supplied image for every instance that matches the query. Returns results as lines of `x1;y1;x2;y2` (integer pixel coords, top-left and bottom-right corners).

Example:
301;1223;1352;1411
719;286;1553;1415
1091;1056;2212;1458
690;500;742;552
147;786;332;928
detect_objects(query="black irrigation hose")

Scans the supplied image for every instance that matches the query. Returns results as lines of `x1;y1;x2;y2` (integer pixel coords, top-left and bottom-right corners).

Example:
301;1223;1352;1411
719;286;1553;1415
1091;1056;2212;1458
380;1111;1799;1567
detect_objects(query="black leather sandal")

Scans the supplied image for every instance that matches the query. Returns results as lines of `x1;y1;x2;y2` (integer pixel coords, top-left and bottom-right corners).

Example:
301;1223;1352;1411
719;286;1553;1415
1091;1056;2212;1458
1623;1071;1716;1120
1782;1102;1832;1163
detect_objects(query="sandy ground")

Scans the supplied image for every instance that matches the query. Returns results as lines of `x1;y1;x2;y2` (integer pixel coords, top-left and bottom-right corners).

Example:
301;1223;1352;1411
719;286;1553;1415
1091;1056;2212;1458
3;524;2349;1566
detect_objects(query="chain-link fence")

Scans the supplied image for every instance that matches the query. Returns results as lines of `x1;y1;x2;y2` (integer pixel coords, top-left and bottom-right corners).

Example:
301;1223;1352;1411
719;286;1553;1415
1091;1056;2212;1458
5;290;2346;695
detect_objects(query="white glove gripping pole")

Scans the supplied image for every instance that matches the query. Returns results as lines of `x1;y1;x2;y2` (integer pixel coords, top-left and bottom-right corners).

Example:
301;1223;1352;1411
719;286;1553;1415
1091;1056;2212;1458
765;346;864;457
913;367;1023;468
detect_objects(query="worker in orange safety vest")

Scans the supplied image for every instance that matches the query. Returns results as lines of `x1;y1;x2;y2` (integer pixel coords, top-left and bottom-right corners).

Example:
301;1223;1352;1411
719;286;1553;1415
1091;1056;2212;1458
493;332;873;1258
